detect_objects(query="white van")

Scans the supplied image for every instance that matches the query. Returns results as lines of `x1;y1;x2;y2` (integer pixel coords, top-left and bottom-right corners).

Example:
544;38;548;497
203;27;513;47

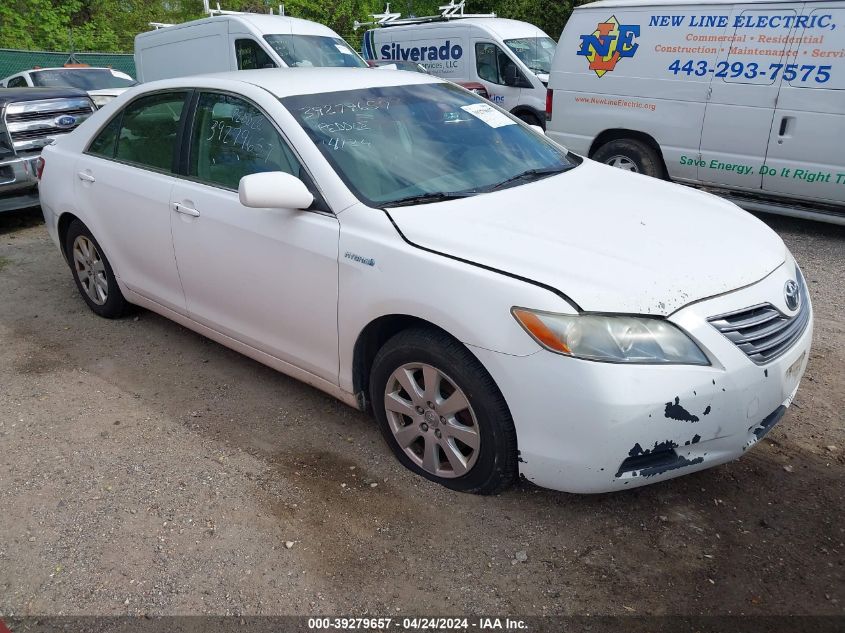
362;8;556;127
135;14;367;82
547;0;845;224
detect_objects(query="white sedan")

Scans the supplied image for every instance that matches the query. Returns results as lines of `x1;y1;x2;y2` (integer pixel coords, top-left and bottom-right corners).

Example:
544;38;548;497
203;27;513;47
37;68;812;494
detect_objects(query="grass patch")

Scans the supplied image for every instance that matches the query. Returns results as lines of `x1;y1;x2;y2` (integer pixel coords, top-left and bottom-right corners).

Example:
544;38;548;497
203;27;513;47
0;256;11;272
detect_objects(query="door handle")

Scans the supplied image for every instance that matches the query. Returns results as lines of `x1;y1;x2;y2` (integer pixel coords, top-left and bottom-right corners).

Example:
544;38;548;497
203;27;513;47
778;116;793;137
77;171;96;183
172;202;200;217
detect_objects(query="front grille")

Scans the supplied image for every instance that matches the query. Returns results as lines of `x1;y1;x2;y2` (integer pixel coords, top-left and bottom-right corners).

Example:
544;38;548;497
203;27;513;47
3;97;94;154
5;106;93;123
708;272;810;365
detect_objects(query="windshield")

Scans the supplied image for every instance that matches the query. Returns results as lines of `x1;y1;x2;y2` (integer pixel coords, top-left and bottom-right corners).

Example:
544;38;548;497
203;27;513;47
264;35;368;68
282;83;575;207
504;37;557;75
31;68;137;90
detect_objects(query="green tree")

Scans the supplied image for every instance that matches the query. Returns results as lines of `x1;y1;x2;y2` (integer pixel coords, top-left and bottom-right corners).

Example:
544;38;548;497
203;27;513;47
0;0;578;53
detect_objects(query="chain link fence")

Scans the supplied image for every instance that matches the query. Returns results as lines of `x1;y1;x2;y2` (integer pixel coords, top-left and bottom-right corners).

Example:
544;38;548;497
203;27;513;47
0;49;136;80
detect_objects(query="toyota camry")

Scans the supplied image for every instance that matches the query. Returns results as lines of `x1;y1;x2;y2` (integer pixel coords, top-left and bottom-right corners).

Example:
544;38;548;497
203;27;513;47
37;69;812;494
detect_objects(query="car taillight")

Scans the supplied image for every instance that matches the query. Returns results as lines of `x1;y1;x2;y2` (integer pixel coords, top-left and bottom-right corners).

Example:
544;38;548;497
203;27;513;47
546;89;553;122
35;156;45;180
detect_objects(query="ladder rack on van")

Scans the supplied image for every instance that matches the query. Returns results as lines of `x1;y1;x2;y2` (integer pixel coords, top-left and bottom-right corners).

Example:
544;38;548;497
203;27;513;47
202;0;285;17
148;1;286;30
354;1;495;31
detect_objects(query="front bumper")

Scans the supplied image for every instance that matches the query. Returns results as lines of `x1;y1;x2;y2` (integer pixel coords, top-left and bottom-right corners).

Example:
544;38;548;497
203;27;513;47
471;261;813;493
0;155;40;212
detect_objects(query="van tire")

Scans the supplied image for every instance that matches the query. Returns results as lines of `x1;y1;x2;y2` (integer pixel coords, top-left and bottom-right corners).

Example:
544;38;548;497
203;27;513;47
592;139;665;179
515;111;542;128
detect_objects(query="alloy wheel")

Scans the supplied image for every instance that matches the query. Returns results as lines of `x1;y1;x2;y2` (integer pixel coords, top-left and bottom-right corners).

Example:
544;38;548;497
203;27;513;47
383;363;481;478
72;235;108;305
606;155;640;172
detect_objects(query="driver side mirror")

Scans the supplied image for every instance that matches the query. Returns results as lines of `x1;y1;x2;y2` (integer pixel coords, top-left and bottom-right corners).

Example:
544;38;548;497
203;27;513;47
504;64;532;89
239;171;314;210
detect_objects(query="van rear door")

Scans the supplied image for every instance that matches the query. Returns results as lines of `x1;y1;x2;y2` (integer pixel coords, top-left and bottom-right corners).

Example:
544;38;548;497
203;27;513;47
761;3;845;207
698;5;800;190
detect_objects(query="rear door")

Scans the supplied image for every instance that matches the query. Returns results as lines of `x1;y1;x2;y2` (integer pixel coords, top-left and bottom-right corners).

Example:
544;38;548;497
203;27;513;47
74;91;190;313
698;5;799;189
761;3;845;206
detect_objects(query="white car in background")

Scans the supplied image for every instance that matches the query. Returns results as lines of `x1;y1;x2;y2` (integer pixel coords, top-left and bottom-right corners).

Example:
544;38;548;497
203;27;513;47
1;66;136;107
37;69;812;494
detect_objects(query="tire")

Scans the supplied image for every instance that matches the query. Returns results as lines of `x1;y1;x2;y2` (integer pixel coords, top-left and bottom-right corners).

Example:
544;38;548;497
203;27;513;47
592;138;665;178
65;219;129;319
369;328;517;495
515;111;542;128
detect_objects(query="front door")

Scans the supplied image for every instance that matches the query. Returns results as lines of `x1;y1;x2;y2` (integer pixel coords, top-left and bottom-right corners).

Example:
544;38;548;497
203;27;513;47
473;40;524;112
169;91;340;382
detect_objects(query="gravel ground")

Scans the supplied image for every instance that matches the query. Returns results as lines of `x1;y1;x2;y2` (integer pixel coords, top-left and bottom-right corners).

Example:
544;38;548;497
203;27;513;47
0;208;842;617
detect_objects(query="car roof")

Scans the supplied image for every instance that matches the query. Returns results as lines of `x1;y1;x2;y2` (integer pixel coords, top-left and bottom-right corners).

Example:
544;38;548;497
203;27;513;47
142;67;444;98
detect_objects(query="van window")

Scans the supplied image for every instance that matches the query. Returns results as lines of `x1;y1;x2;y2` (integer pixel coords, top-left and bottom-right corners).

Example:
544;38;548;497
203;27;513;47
113;92;188;172
189;92;302;190
263;34;367;68
790;8;844;90
235;39;277;70
475;42;524;86
504;37;556;75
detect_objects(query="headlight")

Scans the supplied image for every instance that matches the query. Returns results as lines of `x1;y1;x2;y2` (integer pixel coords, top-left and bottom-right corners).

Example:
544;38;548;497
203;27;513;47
512;308;710;365
91;95;114;108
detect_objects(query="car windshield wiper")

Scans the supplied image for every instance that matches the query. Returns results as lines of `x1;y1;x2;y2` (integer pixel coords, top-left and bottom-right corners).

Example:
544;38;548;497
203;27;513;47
382;190;477;208
488;167;569;192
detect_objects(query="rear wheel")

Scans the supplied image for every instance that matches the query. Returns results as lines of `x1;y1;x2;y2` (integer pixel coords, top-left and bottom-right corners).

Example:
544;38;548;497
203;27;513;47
370;328;517;494
65;219;129;319
592;138;665;179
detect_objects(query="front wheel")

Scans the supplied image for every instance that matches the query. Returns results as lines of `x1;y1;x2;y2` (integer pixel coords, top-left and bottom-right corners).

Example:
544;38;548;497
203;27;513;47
515;111;542;128
592;138;665;179
370;328;518;494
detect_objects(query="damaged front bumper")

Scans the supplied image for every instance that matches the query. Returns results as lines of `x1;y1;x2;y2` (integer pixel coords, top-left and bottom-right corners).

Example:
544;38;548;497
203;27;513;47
471;260;813;494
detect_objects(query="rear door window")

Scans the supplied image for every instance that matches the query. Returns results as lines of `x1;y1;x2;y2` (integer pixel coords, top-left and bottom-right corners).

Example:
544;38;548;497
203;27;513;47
113;92;188;172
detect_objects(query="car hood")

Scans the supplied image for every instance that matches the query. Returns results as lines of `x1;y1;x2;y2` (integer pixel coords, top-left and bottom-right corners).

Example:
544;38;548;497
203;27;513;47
386;160;786;316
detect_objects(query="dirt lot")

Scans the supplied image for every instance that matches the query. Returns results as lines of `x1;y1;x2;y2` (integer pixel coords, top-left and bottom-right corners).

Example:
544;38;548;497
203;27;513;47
0;209;842;617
